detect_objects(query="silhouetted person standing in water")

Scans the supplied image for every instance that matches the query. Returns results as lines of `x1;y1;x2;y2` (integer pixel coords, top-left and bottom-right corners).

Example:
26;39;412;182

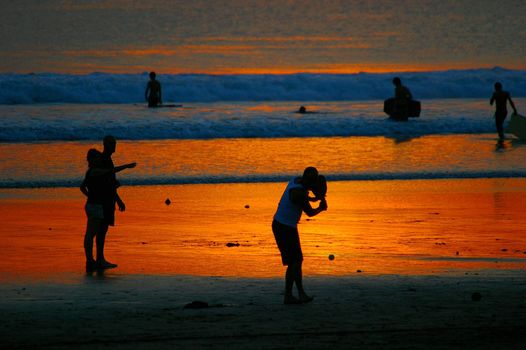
81;148;136;272
145;71;162;107
392;77;412;120
490;82;517;141
272;167;328;304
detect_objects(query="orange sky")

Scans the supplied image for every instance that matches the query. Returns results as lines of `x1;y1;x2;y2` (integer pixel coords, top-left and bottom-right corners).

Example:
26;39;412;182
1;1;524;74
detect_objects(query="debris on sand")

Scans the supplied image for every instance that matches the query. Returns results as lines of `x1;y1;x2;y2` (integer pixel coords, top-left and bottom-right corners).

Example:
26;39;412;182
184;301;209;309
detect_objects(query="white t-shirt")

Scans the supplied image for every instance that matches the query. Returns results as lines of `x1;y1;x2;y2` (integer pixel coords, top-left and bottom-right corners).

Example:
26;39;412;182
273;178;304;228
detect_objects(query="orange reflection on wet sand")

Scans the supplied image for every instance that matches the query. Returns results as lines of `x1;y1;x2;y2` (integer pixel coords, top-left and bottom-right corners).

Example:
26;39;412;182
5;134;522;188
1;178;526;281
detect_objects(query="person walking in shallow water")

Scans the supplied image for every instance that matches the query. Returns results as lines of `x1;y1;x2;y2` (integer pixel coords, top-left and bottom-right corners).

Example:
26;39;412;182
272;167;328;304
490;82;517;141
145;71;162;107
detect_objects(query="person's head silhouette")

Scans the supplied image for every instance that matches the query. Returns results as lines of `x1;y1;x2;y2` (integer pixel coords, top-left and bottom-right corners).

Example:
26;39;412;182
393;77;401;87
302;166;319;190
149;71;156;80
495;82;503;91
298;106;306;113
86;148;103;168
103;135;116;155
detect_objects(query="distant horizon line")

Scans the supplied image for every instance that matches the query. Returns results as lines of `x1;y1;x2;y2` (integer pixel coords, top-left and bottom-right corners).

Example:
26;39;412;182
0;66;522;76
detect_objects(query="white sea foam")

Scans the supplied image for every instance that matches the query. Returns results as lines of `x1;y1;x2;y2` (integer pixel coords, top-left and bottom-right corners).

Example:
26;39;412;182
0;68;525;105
0;98;521;142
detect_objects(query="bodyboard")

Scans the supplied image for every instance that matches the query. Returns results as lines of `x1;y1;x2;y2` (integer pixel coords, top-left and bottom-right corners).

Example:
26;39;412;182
507;113;526;140
158;104;182;108
383;98;421;118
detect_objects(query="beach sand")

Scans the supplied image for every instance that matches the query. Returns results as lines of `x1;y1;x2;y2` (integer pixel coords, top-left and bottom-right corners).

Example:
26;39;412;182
1;273;526;349
1;178;526;348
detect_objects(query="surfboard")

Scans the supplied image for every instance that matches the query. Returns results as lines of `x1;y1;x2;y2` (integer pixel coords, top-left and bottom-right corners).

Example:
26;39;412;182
157;104;182;108
383;98;421;118
135;104;183;108
507;113;526;140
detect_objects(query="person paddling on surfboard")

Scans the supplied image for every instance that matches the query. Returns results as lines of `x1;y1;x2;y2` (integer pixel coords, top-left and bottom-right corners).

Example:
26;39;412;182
392;77;412;121
490;82;517;141
145;71;162;107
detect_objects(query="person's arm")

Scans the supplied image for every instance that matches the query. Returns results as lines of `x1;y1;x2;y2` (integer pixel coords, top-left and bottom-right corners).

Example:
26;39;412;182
113;162;136;173
88;163;136;176
115;191;125;212
145;82;150;101
508;94;518;114
406;88;413;100
290;188;327;217
80;178;88;197
490;93;495;105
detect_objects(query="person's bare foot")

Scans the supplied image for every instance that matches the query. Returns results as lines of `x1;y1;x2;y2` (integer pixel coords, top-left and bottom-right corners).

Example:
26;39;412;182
284;295;302;305
299;293;314;303
85;260;97;273
97;260;117;270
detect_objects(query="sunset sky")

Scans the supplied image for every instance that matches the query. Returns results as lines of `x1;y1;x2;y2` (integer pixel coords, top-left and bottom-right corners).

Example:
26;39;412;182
1;0;525;74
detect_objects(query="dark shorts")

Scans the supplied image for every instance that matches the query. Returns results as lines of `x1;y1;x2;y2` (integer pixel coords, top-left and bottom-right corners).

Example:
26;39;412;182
148;95;159;107
495;110;507;121
102;202;115;226
272;219;303;266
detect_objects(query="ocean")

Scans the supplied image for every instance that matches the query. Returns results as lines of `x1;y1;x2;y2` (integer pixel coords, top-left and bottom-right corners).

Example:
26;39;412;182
1;69;526;278
2;69;526;188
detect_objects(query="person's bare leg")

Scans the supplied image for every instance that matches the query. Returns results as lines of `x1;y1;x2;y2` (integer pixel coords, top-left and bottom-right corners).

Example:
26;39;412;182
84;218;99;271
294;261;313;303
284;262;300;304
96;223;117;269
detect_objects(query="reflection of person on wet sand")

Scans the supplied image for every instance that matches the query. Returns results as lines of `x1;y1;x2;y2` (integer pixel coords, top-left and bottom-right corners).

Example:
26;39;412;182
272;167;328;304
145;71;162;107
490;82;517;141
80;136;136;272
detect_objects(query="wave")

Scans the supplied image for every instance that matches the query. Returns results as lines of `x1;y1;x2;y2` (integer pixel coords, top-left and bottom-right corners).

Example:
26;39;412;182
0;114;496;142
0;98;511;141
1;67;525;104
3;170;526;188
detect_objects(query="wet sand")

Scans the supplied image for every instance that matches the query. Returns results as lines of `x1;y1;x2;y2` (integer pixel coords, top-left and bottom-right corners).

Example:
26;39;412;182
1;178;526;278
2;178;526;348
